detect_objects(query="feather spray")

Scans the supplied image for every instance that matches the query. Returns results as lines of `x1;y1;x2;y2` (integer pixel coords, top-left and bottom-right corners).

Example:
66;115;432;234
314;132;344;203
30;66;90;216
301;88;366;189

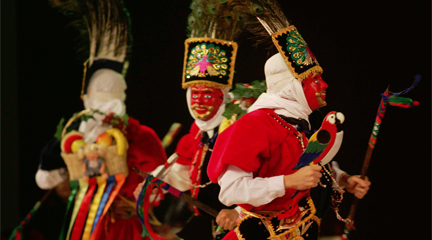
227;0;290;46
187;0;247;42
49;0;131;66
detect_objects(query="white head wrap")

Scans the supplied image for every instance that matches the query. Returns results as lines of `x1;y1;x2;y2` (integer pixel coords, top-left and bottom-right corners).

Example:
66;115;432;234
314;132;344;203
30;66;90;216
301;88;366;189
248;53;312;127
79;68;127;143
186;86;229;137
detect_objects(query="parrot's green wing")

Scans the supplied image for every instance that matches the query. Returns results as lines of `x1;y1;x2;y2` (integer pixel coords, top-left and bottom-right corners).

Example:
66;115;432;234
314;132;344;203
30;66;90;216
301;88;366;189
293;130;330;169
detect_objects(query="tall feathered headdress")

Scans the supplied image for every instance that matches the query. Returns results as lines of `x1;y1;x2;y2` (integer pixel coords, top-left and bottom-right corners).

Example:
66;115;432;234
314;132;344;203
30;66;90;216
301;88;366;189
228;0;323;82
50;0;132;98
182;0;247;89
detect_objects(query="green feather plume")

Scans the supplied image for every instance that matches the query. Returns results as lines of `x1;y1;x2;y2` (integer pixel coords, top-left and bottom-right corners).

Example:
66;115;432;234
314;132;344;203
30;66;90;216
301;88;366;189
187;0;248;42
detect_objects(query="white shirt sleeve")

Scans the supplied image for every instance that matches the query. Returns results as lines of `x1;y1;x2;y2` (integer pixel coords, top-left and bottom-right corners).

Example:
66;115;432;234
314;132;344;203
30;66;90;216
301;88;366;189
218;165;286;207
152;162;190;192
331;161;347;187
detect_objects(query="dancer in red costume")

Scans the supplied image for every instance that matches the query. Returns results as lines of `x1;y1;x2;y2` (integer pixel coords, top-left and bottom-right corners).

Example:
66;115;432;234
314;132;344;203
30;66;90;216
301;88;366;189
35;1;167;240
134;2;246;239
207;1;370;239
208;53;326;240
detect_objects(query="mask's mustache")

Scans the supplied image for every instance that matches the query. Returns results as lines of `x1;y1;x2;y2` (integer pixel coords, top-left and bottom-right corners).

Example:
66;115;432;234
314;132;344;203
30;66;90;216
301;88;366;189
191;104;213;111
315;90;327;107
191;104;214;119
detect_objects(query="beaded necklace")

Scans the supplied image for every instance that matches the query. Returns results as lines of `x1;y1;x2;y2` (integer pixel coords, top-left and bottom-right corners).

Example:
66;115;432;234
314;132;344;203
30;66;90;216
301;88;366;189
267;113;306;150
320;162;351;224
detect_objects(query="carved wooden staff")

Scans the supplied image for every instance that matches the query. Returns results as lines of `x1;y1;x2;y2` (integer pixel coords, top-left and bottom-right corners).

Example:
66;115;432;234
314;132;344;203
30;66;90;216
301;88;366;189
343;76;420;238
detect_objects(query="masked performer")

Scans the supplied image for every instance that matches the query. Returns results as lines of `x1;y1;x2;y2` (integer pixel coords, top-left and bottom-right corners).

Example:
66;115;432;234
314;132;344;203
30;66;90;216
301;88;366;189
35;1;166;239
133;1;247;240
207;1;370;239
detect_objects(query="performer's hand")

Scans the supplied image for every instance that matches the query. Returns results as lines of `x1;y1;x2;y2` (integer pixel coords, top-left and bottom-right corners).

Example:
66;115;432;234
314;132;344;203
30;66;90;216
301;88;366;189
342;174;371;199
134;182;161;202
133;181;145;201
216;209;239;231
284;165;322;190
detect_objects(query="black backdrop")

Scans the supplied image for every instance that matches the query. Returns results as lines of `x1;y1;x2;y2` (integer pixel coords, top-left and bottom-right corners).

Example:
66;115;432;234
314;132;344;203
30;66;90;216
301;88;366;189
2;0;431;239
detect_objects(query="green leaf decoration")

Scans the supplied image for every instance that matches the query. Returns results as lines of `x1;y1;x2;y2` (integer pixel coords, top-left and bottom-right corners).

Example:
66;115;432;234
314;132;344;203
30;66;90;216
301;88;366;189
54;118;65;141
231;80;267;100
222;80;266;121
250;80;267;98
121;113;129;126
222;102;247;119
79;113;96;122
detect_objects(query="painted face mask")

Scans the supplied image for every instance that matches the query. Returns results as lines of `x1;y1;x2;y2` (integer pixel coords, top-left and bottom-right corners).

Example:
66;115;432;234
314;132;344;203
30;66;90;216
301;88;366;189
302;74;328;111
189;84;224;121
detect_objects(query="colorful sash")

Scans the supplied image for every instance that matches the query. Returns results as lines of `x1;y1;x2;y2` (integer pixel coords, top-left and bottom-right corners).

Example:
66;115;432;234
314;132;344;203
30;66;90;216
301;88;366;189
89;174;125;240
59;180;79;240
82;177;107;240
70;177;97;240
66;179;89;240
91;176;115;234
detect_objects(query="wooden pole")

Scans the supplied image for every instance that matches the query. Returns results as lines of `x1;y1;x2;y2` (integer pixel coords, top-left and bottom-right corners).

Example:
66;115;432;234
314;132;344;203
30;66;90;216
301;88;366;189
345;87;389;230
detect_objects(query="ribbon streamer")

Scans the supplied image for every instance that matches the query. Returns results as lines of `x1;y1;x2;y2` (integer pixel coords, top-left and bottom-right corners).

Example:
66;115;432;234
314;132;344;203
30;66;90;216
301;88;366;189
89;174;125;240
82;177;107;240
136;175;166;240
91;176;115;234
66;179;90;240
70;177;97;240
58;180;79;240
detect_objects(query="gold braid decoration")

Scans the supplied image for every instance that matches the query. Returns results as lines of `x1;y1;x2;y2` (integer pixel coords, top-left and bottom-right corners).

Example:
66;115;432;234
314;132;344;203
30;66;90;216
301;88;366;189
235;197;317;240
190;143;213;190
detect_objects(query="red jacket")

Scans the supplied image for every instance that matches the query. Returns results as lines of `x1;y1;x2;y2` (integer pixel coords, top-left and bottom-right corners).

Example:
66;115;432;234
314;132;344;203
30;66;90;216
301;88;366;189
208;109;308;212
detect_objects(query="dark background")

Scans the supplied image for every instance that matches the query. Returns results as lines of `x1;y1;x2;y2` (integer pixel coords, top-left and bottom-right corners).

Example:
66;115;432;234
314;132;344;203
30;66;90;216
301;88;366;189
2;0;431;239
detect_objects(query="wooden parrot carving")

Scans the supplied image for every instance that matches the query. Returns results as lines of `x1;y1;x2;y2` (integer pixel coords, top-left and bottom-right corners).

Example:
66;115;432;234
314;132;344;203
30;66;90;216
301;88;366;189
293;111;345;170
